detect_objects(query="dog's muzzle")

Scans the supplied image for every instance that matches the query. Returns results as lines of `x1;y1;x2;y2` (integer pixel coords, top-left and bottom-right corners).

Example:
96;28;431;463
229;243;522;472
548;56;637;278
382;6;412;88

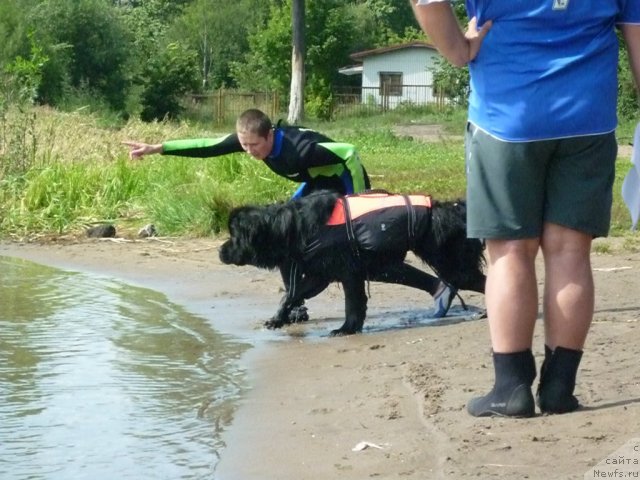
219;242;246;266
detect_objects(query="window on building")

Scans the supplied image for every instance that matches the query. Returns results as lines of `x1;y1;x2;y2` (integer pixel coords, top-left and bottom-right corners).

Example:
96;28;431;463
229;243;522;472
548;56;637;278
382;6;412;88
379;72;403;96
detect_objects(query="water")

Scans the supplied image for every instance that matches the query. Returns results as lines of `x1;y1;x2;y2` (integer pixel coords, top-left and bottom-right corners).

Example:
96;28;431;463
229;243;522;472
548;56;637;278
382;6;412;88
0;256;250;480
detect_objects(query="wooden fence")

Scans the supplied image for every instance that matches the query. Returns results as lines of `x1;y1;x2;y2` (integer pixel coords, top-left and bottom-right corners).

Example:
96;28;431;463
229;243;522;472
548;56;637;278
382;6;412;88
183;85;451;125
185;90;281;126
332;85;451;116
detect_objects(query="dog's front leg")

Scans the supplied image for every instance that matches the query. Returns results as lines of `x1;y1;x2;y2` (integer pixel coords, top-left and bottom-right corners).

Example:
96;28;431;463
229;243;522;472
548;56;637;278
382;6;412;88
266;263;330;329
265;293;297;329
330;277;367;336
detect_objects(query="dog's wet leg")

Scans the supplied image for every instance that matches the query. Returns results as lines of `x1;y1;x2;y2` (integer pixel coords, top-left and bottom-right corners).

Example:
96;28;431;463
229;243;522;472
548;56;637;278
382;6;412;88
266;293;296;329
461;273;486;294
331;278;367;336
288;279;331;323
369;262;441;295
439;265;486;295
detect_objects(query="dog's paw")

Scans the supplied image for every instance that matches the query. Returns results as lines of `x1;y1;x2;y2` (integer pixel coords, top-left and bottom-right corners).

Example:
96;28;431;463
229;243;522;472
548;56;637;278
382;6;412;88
329;327;359;337
288;305;309;323
264;319;282;329
265;317;288;329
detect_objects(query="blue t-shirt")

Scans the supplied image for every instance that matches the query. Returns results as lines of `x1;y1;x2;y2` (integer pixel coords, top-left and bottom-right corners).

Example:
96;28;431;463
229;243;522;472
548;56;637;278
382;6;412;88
466;0;640;141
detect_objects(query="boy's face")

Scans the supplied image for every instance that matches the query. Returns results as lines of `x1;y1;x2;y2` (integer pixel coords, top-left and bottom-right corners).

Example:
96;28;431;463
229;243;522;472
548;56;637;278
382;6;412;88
237;129;274;160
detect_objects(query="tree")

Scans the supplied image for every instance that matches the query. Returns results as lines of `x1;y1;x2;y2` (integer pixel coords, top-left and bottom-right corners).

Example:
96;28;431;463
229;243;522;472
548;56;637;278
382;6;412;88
169;0;260;90
431;57;469;106
617;34;640;120
288;0;305;124
424;0;469;107
31;0;133;110
139;42;199;121
349;0;422;48
233;0;357;119
0;0;38;67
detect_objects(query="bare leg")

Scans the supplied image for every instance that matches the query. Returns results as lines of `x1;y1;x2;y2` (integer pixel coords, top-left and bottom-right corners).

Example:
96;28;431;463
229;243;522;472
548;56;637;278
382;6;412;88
535;223;592;414
485;237;540;352
467;237;540;417
541;223;593;350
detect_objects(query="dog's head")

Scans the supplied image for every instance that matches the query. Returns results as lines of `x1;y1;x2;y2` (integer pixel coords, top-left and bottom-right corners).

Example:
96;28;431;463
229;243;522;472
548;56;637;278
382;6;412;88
219;203;295;269
219;190;340;269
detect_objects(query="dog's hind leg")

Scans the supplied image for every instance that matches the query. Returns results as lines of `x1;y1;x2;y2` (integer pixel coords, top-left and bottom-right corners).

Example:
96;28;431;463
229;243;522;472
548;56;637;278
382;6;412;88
369;262;441;295
456;272;486;294
330;278;367;336
427;238;487;295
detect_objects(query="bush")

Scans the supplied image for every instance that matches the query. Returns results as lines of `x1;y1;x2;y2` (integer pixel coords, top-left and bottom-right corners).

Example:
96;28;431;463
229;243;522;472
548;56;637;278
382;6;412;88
139;42;200;122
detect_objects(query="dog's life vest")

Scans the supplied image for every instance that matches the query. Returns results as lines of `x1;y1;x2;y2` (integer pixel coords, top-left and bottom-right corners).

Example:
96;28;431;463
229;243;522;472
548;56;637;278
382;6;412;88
303;192;432;262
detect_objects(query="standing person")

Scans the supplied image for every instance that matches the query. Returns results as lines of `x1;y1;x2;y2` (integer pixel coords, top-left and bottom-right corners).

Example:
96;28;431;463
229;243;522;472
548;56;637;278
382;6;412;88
124;108;458;317
412;0;640;417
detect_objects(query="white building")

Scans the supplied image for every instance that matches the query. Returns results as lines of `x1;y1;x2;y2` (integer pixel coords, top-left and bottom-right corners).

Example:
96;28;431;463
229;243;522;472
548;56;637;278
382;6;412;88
340;41;441;109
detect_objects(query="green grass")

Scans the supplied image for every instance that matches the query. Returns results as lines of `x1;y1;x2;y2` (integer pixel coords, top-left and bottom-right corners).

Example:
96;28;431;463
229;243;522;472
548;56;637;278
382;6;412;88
0;105;638;242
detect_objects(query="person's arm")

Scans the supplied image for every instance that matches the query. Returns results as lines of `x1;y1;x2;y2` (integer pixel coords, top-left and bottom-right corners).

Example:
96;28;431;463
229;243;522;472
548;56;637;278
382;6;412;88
123;133;244;160
122;141;163;159
410;0;491;67
160;133;244;158
621;24;640;92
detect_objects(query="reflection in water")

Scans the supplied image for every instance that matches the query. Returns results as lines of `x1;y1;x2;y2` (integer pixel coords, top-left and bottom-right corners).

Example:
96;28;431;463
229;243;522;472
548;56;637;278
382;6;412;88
0;256;249;479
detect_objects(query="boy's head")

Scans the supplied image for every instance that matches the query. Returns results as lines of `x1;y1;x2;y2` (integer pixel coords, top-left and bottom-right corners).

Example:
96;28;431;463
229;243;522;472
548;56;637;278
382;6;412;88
236;109;274;160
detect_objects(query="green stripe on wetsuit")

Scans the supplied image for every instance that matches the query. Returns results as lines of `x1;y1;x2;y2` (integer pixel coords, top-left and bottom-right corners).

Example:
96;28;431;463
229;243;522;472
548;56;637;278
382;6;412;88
317;142;367;193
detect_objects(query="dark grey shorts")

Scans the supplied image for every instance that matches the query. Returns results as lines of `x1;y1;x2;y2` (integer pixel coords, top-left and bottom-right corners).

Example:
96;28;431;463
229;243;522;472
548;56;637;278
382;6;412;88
465;124;618;239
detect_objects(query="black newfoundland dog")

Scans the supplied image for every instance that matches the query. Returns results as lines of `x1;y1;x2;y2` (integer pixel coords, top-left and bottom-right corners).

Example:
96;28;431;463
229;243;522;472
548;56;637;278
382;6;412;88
219;190;486;336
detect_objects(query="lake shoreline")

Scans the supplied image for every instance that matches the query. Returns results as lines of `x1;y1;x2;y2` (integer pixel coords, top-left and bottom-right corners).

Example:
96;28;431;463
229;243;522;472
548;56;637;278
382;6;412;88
3;236;640;480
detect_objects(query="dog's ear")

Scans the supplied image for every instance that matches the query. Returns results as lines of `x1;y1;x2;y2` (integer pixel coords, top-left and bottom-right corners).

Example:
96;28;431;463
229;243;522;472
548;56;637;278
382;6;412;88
270;204;303;252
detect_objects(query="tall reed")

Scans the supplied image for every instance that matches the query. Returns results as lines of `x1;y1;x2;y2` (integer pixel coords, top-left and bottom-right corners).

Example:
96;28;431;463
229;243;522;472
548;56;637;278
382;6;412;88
0;105;636;240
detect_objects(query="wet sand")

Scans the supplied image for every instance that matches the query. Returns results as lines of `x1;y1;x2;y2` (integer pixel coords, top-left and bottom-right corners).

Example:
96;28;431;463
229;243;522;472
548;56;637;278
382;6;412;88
2;236;640;480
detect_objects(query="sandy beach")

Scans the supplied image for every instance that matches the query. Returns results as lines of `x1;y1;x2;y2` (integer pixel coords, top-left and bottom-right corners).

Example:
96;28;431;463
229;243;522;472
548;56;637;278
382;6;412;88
2;235;640;480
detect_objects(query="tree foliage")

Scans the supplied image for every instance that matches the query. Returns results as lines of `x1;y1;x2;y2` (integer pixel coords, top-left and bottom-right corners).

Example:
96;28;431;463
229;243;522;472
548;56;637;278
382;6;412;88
31;0;132;110
351;0;423;48
168;0;261;89
3;33;48;105
618;35;640;120
0;0;635;122
0;1;36;65
232;0;366;118
139;42;200;121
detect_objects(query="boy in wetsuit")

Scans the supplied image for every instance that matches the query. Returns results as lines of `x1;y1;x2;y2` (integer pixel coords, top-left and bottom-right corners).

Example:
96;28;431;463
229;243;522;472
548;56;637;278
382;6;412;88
125;108;370;198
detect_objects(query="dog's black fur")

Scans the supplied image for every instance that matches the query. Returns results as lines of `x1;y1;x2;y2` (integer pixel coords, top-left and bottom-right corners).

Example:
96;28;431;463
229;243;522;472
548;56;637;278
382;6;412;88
219;190;486;336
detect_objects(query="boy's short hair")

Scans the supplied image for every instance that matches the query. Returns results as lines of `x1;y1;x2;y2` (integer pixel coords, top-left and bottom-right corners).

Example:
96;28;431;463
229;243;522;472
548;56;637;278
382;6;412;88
236;109;273;138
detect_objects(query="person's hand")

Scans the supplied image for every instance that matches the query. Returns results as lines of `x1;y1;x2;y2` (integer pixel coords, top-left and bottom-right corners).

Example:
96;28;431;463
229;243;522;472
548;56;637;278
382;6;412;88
465;16;492;62
411;1;492;67
122;141;163;160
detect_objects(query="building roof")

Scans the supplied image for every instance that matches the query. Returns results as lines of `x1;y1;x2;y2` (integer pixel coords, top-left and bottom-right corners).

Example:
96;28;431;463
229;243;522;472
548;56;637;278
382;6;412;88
349;41;438;62
338;65;364;76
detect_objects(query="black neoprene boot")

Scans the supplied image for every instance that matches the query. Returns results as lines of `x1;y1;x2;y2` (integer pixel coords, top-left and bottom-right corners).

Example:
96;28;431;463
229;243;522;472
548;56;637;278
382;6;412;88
536;345;582;414
467;349;537;418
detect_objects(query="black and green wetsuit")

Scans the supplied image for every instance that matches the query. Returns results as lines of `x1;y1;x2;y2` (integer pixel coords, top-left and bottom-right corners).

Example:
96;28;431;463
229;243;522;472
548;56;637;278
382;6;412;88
161;126;371;198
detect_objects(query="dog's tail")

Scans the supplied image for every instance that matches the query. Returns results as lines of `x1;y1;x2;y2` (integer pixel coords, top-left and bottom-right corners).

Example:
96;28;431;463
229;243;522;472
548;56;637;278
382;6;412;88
417;200;486;293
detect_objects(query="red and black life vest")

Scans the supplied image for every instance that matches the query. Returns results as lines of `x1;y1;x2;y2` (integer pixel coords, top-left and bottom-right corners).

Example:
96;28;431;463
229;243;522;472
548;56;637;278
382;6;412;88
303;192;432;262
